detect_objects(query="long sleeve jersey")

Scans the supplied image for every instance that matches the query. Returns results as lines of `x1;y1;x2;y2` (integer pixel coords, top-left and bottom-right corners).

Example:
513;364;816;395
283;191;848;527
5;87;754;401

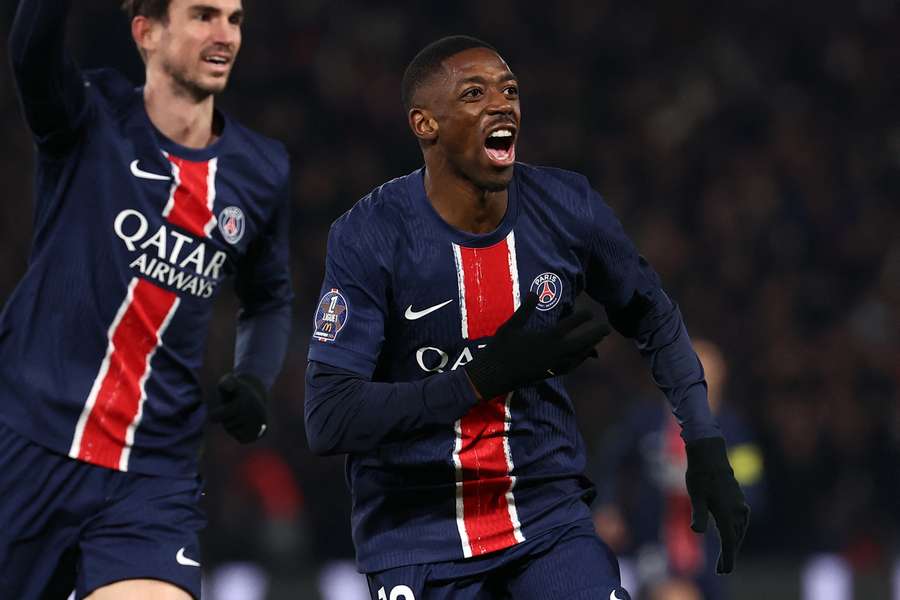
0;0;292;477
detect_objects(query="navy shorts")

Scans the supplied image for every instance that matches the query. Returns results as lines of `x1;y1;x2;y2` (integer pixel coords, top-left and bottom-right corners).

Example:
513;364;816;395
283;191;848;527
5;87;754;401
0;421;206;599
366;520;632;600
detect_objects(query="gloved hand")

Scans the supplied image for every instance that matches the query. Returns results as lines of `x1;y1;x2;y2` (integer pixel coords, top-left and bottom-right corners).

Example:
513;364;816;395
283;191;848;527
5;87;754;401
464;292;611;400
209;372;268;443
685;436;751;574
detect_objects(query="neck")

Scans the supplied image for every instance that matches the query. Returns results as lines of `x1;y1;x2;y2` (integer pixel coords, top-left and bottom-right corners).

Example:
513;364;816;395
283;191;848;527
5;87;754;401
423;154;508;235
143;70;218;149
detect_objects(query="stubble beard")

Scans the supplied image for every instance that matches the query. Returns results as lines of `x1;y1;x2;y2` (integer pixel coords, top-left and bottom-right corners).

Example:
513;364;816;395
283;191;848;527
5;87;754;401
471;167;512;193
450;155;511;194
481;175;511;193
163;58;226;102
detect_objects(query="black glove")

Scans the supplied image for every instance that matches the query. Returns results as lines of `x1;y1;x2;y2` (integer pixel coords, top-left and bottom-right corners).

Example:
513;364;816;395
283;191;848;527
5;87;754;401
685;436;751;574
209;372;268;443
464;292;611;400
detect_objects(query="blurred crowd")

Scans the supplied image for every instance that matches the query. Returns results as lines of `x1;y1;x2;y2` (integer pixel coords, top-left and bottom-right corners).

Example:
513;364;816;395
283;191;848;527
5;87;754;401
1;1;897;599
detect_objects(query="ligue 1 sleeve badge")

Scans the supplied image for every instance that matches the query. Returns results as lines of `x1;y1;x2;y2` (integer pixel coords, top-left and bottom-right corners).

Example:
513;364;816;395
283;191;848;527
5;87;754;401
314;289;348;342
529;272;562;311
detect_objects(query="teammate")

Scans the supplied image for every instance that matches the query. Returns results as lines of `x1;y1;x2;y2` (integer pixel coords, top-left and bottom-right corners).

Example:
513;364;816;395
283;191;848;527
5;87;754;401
305;36;748;600
0;1;291;598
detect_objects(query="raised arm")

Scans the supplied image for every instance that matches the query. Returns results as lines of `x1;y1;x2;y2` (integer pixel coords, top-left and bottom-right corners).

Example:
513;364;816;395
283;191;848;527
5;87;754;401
9;0;88;153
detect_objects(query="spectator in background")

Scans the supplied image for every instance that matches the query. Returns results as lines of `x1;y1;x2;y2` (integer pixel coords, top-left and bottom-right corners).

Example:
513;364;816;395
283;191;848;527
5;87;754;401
592;339;765;599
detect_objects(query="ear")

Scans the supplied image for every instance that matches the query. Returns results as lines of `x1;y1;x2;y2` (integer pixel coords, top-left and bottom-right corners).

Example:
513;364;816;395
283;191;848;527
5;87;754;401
409;108;438;143
131;15;161;58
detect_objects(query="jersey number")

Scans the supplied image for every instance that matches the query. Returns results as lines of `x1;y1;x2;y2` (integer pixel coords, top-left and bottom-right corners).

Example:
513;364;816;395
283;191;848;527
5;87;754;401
377;585;415;600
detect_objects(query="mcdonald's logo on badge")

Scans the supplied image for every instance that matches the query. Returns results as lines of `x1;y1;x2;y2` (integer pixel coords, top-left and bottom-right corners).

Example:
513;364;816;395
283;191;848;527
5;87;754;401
529;272;562;311
314;289;348;342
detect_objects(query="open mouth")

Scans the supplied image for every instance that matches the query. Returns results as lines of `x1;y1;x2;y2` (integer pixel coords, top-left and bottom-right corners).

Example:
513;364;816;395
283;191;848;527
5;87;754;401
484;127;516;167
202;55;231;70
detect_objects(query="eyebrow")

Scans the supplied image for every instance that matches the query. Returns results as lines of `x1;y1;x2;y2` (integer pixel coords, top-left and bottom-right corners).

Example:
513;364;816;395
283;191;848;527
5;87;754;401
189;4;245;18
456;72;518;87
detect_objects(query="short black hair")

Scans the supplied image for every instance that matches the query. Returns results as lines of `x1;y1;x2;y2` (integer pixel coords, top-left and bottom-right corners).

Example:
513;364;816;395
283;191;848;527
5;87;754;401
401;35;499;112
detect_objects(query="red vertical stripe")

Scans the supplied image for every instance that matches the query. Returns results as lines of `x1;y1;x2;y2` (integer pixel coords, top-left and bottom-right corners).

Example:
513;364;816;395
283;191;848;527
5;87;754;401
455;237;521;556
76;279;178;469
460;243;516;339
73;154;218;471
165;155;214;237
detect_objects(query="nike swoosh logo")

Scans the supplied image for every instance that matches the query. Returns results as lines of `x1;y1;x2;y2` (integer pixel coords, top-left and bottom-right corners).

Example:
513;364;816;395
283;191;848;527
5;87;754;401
405;299;453;320
176;547;200;567
130;159;171;181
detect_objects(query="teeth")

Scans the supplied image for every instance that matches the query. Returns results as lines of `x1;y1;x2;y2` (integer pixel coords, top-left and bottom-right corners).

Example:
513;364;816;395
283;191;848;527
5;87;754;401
489;129;513;138
206;57;227;64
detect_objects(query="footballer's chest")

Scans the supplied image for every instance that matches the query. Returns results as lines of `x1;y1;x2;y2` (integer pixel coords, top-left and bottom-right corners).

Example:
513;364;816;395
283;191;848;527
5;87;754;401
390;229;583;352
121;152;271;257
87;148;276;301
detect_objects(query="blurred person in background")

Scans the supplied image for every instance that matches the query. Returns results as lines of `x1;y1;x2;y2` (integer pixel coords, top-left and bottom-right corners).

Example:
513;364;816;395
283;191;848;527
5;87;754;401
304;35;748;600
0;0;291;598
647;579;703;600
592;339;765;599
203;447;307;600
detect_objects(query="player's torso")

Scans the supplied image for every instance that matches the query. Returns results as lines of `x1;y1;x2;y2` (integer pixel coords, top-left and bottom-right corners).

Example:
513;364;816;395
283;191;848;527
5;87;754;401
346;167;596;569
385;222;580;384
0;76;282;476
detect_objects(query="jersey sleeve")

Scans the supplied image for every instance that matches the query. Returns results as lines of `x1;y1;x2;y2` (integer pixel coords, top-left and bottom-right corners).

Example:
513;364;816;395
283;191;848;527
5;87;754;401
304;361;478;455
583;187;721;442
234;171;293;313
582;188;660;311
10;0;89;154
307;214;388;378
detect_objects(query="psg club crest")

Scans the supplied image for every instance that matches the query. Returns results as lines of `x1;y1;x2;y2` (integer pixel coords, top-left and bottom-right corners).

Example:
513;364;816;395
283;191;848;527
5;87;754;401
218;206;245;245
529;272;562;311
314;289;348;342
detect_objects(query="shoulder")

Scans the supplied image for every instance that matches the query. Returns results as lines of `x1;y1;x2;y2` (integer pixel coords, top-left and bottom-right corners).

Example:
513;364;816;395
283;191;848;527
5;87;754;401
82;68;135;96
222;117;290;186
516;163;597;211
515;162;593;197
330;173;411;241
82;68;139;111
328;177;409;272
515;162;601;229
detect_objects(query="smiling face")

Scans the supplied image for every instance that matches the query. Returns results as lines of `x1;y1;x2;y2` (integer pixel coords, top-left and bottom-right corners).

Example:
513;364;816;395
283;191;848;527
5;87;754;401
137;0;243;99
410;47;521;192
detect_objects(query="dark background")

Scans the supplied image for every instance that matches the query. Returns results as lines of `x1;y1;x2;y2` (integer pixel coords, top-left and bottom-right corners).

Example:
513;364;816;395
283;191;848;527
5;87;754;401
0;2;897;599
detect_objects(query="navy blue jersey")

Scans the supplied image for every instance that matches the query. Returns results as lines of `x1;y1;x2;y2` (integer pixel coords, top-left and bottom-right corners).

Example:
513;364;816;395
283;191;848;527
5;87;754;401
0;1;292;478
307;166;719;572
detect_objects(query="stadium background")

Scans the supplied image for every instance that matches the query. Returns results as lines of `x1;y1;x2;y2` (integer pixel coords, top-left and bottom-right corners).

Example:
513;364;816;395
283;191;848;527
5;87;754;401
0;1;897;599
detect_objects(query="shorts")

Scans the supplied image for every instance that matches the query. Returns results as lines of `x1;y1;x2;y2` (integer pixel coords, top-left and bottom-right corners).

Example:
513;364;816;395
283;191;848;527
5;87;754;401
0;421;205;599
366;519;632;600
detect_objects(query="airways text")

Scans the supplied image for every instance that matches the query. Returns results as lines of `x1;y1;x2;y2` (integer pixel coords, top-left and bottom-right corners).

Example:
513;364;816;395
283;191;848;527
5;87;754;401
114;209;226;298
